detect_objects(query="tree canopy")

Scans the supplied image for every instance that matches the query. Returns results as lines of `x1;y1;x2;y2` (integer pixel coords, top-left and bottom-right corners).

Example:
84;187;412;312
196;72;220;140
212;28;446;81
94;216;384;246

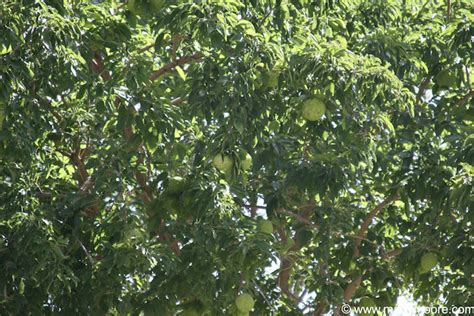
0;0;473;315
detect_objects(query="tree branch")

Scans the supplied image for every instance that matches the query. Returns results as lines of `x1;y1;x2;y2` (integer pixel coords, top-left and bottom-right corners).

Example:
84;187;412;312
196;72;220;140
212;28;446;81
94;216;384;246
276;208;319;229
382;248;403;259
149;53;203;82
137;44;154;54
415;76;431;105
352;194;398;257
343;275;363;302
78;240;95;265
332;194;398;315
276;206;315;304
446;0;451;19
91;50;111;81
456;89;474;107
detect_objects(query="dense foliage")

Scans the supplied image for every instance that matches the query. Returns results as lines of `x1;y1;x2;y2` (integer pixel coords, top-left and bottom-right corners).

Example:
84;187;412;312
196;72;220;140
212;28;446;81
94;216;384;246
0;0;472;314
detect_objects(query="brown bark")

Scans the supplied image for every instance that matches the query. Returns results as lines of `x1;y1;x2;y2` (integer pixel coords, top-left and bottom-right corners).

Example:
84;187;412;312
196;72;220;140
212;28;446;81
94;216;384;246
331;194;398;314
149;53;203;82
352;194;398;257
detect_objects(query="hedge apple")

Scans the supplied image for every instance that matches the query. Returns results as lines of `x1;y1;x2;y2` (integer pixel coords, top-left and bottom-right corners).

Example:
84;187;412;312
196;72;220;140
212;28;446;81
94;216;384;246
419;252;438;274
151;0;164;11
302;98;326;121
182;308;199;316
213;154;233;172
435;69;456;88
128;0;145;16
258;219;273;234
128;0;163;17
266;70;279;88
167;176;186;194
239;151;252;171
235;293;254;312
358;296;377;316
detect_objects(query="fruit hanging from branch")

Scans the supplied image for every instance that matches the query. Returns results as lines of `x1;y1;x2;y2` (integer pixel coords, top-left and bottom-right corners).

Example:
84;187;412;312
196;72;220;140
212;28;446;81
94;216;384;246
235;293;254;313
266;70;279;89
181;308;199;316
213;154;233;173
258;219;273;234
239;150;252;171
435;69;456;88
358;296;377;316
128;0;164;17
302;98;326;121
418;252;438;274
263;63;283;89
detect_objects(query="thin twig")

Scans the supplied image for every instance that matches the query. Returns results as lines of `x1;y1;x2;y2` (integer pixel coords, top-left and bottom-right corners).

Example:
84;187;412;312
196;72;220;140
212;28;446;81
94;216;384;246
149;53;203;82
446;0;451;19
456;90;474;107
78;240;95;265
276;208;320;229
415;76;431;105
137;44;154;54
171;96;186;105
252;280;277;313
352;194;398;257
382;248;403;259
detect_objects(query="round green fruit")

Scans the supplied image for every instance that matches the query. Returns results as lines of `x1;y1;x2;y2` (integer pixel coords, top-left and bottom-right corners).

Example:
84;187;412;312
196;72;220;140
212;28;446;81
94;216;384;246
151;0;164;11
359;297;376;307
266;70;279;88
419;252;438;274
128;0;145;16
302;98;326;121
358;297;377;316
213;154;233;172
168;176;186;194
235;293;254;312
128;0;163;16
258;219;273;234
435;69;456;88
240;151;252;171
161;195;179;214
182;309;199;316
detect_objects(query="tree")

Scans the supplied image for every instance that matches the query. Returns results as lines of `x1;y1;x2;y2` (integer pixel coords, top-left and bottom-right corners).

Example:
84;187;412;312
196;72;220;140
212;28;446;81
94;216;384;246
0;0;472;314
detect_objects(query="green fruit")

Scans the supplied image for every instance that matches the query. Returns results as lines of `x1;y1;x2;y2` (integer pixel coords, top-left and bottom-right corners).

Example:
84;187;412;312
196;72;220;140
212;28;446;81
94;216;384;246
168;176;186;194
419;252;438;274
151;0;164;11
359;297;376;307
240;151;252;171
358;297;377;316
435;69;456;88
258;219;273;234
235;293;254;312
266;70;279;88
161;195;179;214
213;154;233;172
128;0;145;16
128;0;163;16
302;98;326;121
182;309;199;316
